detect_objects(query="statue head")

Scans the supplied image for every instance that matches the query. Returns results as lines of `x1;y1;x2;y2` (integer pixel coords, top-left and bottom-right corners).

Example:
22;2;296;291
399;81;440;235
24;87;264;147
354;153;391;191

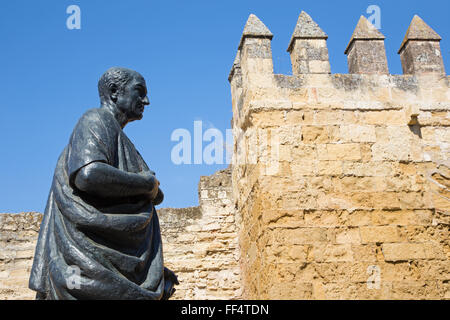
98;67;150;125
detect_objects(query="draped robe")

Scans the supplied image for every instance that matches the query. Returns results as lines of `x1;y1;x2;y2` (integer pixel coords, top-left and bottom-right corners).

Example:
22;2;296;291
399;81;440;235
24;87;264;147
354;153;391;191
29;107;165;299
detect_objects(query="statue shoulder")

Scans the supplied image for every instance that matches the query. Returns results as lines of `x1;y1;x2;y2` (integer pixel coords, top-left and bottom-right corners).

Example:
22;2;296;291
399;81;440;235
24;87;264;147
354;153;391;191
72;108;99;125
70;108;119;144
75;108;117;129
79;108;104;122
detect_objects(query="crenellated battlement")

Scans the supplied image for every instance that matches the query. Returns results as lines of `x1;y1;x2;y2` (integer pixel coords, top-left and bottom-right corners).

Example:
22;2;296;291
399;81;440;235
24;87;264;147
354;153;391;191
228;12;449;133
229;12;446;83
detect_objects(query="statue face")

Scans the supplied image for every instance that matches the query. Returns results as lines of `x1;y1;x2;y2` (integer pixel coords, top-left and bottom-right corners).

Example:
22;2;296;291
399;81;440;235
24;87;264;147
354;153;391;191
115;74;150;122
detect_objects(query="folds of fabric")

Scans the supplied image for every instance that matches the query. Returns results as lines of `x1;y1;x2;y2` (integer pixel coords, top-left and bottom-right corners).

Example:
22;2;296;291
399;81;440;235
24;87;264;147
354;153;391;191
29;108;165;300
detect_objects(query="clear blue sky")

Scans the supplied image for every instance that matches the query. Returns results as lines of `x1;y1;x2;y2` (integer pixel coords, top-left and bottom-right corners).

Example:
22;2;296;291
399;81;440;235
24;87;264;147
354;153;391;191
0;0;448;213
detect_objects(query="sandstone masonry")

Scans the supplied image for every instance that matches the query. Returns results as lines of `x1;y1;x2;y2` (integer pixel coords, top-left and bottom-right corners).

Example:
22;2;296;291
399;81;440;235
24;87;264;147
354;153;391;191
0;167;241;300
228;12;449;299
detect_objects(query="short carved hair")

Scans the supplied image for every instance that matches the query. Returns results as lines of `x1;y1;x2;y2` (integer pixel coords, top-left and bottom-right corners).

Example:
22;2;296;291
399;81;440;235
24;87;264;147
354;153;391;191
98;67;135;103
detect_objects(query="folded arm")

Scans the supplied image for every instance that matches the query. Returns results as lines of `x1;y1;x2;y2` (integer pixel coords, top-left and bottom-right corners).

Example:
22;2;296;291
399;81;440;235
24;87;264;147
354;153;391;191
73;161;159;199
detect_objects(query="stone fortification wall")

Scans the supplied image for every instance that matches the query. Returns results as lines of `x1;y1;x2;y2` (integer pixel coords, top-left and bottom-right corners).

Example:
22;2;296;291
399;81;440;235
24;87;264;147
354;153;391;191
0;167;241;300
228;12;449;299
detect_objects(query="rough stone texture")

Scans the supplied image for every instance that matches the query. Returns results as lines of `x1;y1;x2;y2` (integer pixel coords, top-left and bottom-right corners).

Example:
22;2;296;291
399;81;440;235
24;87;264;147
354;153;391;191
229;13;449;300
0;167;241;300
398;15;445;75
345;16;385;48
287;12;330;75
161;167;242;299
290;39;331;75
0;212;41;300
238;14;273;50
288;11;327;42
399;15;442;52
345;16;388;74
400;41;445;75
347;40;389;75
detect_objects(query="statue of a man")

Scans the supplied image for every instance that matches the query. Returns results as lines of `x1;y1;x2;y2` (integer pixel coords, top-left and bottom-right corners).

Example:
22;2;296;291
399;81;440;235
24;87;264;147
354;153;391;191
29;67;178;300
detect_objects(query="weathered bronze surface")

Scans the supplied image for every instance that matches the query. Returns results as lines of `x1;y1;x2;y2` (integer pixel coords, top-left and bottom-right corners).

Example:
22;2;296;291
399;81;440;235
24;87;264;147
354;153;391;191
29;67;178;300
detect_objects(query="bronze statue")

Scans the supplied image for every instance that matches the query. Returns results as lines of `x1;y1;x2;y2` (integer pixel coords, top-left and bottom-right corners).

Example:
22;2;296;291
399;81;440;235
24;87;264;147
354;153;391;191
29;67;178;300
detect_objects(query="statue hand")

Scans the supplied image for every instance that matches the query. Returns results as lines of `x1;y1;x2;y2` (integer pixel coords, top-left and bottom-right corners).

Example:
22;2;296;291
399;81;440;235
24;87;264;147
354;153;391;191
138;171;159;199
164;267;179;286
153;188;164;206
162;267;178;300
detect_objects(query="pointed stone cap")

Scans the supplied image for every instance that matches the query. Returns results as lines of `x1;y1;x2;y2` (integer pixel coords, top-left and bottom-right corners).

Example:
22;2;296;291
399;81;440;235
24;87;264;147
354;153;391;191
238;14;273;49
232;52;240;67
398;15;442;53
228;51;241;82
287;11;328;52
345;16;385;54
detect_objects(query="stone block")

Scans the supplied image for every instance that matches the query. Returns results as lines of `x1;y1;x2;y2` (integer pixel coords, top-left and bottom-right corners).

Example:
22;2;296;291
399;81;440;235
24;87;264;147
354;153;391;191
335;228;362;244
326;144;362;161
382;243;445;261
360;226;402;243
312;244;354;262
318;161;343;176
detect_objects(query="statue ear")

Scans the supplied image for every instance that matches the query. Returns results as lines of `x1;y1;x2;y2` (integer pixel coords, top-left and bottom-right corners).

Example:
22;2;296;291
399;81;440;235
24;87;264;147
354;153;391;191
110;84;118;103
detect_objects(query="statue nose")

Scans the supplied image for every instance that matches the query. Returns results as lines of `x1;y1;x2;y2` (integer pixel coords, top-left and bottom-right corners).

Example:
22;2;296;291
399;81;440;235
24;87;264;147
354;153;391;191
142;96;150;105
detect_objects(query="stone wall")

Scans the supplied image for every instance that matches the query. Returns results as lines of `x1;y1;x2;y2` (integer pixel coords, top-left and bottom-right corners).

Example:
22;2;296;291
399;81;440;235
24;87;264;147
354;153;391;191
229;12;449;299
0;212;41;300
0;167;241;300
160;167;241;299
